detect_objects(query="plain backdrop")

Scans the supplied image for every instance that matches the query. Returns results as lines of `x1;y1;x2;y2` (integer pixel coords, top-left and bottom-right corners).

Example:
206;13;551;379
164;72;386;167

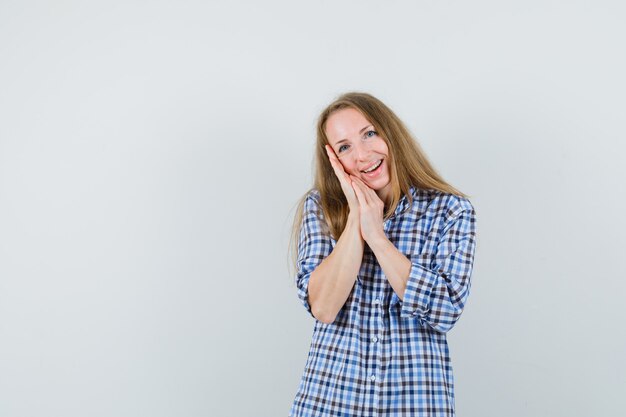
1;1;625;416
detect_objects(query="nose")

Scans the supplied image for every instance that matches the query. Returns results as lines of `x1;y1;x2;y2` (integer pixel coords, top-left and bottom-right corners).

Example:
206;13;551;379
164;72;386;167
353;141;372;163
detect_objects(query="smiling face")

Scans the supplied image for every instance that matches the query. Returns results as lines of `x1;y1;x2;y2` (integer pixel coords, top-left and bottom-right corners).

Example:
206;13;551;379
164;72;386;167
325;107;392;204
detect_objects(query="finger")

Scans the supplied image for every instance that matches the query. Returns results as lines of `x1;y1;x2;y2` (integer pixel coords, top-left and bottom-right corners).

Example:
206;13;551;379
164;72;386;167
354;177;386;211
351;176;371;206
351;175;372;190
325;146;345;172
351;176;372;198
325;146;349;181
325;144;341;164
351;178;366;206
325;145;337;165
361;180;383;204
352;176;382;202
324;144;333;158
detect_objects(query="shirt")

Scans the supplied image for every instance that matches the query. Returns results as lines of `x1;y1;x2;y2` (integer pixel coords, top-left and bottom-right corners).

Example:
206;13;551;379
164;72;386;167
289;185;477;417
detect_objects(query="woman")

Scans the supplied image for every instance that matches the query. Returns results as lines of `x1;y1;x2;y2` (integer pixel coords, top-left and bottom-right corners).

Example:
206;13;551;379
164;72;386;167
288;91;477;417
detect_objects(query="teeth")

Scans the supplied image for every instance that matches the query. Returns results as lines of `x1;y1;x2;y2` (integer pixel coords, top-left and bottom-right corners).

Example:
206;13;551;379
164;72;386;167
363;159;382;173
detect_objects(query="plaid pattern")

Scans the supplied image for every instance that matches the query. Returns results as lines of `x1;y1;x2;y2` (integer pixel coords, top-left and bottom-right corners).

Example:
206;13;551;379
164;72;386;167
290;185;477;417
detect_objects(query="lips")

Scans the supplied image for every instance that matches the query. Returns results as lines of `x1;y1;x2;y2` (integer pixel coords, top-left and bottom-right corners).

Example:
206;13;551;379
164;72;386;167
361;159;382;173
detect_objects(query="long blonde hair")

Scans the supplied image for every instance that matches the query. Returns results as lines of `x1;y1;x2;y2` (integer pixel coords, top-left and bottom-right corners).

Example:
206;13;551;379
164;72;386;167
288;91;469;278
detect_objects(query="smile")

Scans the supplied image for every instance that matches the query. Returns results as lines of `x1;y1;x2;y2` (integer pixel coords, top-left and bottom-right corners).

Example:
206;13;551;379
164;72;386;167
361;159;384;179
361;159;382;173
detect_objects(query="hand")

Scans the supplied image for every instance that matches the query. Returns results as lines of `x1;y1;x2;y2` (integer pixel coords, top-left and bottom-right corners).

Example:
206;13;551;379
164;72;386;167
349;175;386;243
324;144;359;214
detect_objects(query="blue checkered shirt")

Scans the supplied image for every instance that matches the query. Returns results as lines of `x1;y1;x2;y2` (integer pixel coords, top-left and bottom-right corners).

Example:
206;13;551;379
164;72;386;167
290;185;477;417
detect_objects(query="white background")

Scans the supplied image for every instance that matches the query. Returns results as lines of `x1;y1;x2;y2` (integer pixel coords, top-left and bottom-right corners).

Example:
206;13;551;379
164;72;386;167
1;1;625;416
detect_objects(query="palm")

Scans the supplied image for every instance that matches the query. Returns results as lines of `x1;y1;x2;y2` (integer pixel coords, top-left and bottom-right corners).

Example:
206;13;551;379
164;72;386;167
325;145;359;213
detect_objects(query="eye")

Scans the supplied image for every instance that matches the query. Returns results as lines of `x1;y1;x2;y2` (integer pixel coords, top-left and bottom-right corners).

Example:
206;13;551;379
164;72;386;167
364;130;378;138
338;144;349;152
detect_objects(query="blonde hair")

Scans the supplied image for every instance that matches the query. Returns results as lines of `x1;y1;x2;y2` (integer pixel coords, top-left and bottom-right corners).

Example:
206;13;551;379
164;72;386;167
288;91;469;278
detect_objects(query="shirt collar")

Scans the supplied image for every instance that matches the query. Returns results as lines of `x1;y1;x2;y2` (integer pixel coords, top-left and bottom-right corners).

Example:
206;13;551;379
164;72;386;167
391;185;417;218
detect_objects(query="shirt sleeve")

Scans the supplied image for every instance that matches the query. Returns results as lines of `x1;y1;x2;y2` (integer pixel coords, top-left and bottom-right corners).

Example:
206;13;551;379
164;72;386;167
295;192;334;319
392;201;477;333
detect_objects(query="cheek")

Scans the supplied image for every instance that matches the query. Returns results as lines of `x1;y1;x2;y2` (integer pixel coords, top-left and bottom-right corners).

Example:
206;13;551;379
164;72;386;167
376;139;389;155
340;161;356;174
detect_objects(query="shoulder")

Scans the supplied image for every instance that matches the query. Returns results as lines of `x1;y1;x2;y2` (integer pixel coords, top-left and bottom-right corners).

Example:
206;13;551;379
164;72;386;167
303;188;322;212
300;189;332;236
301;188;327;224
420;189;475;223
305;188;321;203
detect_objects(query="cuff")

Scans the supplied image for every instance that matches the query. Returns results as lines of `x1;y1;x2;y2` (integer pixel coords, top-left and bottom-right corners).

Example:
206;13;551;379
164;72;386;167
296;272;316;319
392;256;440;319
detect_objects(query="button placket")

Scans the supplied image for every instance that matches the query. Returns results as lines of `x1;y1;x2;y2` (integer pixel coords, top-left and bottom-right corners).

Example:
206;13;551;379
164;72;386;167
370;295;383;385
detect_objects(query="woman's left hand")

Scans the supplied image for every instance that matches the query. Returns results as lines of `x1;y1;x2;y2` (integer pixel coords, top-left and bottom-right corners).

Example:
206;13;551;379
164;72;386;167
349;175;386;244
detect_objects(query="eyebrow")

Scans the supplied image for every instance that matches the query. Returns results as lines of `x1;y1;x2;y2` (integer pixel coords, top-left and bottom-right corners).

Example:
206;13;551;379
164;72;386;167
333;125;373;146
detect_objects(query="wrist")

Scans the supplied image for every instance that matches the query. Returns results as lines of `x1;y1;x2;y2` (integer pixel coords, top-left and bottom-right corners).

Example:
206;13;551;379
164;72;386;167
346;214;364;240
347;212;360;226
368;231;389;252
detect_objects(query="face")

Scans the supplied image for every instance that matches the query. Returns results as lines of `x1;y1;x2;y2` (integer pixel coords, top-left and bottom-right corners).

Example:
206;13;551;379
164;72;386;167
325;107;392;203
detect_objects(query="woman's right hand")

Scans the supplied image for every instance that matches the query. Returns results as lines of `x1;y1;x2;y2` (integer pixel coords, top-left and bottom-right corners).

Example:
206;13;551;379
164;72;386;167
325;144;360;215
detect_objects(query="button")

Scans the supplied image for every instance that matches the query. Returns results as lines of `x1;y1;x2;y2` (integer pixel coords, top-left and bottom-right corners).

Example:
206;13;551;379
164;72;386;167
372;336;378;343
370;374;376;381
373;298;380;305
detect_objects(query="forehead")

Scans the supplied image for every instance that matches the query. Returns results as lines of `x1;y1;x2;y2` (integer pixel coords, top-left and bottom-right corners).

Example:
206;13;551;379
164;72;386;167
325;108;372;145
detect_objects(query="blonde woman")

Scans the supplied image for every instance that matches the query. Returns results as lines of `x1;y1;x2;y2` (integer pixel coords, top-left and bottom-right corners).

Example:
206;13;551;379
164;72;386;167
288;92;477;417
